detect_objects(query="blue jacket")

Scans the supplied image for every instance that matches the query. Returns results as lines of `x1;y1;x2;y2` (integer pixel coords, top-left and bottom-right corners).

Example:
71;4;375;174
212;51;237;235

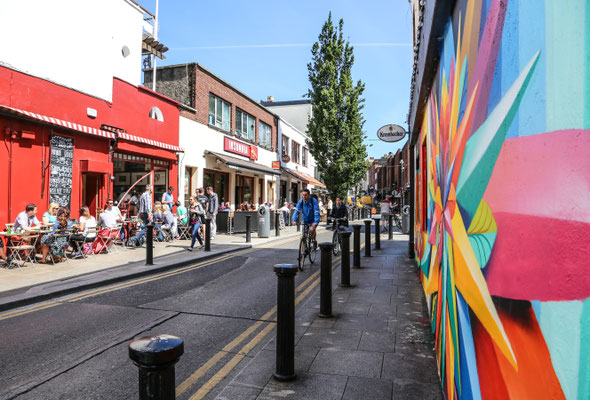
292;197;320;224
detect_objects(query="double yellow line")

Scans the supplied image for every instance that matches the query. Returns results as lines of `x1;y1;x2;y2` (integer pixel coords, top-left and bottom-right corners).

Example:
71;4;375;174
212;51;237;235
0;235;300;322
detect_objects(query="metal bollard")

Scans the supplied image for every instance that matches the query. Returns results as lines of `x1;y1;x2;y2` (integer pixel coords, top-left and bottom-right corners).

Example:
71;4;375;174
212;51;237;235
129;334;184;400
364;219;372;257
388;214;393;240
245;215;252;243
339;231;352;287
374;216;381;250
205;218;211;251
273;264;298;382
352;224;362;268
145;223;154;265
318;242;334;318
275;212;280;236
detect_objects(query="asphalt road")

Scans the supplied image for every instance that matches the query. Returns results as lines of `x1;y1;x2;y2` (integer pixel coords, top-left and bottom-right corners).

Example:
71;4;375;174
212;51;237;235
0;229;336;400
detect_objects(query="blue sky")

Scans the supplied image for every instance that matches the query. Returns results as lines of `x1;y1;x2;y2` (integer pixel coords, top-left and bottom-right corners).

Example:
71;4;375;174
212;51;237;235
142;0;413;159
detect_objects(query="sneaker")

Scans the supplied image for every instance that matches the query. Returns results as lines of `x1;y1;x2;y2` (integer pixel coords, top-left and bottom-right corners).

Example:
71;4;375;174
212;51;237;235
198;244;205;249
187;247;193;252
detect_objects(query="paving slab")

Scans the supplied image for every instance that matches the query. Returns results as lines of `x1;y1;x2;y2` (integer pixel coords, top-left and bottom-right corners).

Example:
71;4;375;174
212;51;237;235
309;348;383;379
342;376;393;400
258;372;348;400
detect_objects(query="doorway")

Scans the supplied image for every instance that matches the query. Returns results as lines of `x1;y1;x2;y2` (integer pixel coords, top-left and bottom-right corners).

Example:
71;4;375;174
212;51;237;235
82;173;101;217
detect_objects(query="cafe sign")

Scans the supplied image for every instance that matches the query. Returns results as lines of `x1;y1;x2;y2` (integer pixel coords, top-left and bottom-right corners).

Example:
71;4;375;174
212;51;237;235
224;137;258;161
377;124;406;143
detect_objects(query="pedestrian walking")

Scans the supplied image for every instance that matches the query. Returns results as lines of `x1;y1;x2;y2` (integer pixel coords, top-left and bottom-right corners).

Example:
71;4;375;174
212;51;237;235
206;186;219;239
139;185;152;225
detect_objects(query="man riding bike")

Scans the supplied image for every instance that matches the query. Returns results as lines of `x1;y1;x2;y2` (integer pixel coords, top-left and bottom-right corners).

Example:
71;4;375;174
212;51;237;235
292;189;321;248
330;196;348;227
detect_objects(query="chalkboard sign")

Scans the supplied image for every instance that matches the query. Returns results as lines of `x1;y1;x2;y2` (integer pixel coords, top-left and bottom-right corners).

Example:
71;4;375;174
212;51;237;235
49;135;74;208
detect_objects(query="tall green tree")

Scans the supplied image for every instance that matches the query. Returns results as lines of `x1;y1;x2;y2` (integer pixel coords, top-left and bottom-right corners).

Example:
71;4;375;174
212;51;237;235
306;13;368;198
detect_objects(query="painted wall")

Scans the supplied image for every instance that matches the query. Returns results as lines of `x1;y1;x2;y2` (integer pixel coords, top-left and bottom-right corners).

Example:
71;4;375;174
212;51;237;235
0;0;143;101
413;1;590;399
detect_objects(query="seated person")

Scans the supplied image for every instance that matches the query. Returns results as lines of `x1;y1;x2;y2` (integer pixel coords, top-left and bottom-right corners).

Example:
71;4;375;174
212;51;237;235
69;206;97;251
98;204;121;229
160;204;177;240
13;203;41;231
221;202;231;212
39;208;73;263
42;202;59;227
0;238;11;265
175;201;188;225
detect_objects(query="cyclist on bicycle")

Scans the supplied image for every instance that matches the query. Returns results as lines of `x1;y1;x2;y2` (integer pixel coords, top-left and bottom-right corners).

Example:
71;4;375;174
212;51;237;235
292;189;320;246
330;196;348;227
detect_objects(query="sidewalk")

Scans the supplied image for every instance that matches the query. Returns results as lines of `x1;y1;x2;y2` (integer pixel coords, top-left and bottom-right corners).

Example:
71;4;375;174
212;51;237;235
0;224;305;312
216;230;443;400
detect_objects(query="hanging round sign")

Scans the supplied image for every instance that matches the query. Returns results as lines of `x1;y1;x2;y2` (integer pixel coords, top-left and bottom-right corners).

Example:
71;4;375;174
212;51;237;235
377;124;406;143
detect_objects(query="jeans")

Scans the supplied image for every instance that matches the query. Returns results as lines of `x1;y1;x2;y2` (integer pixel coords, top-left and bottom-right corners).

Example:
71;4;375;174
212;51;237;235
207;212;217;238
191;222;203;248
139;212;149;225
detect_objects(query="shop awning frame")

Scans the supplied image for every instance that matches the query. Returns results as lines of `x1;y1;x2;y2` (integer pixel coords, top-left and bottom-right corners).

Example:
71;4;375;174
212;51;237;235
0;104;184;153
281;167;326;188
205;150;281;176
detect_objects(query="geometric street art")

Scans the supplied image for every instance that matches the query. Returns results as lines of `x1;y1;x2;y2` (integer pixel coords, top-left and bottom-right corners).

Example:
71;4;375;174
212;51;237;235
414;1;590;399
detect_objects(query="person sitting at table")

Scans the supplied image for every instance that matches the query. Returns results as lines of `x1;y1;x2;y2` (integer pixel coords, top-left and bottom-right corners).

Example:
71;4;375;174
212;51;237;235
221;202;231;212
175;201;188;226
98;203;121;229
69;206;97;252
249;204;256;211
42;202;59;227
0;238;11;265
39;207;72;263
160;204;177;240
13;203;41;231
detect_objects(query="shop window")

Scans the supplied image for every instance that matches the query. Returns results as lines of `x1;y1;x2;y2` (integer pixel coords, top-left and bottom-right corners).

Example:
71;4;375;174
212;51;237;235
259;121;272;148
291;141;300;164
235;175;255;207
282;135;289;157
149;107;164;122
236;108;255;142
209;94;231;132
204;169;229;205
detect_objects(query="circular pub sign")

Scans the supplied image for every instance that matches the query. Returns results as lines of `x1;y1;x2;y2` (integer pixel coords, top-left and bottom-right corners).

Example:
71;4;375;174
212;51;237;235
377;124;406;143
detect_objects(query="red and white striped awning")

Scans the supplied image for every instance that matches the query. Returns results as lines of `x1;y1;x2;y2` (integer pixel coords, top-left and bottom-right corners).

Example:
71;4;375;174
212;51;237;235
0;104;184;152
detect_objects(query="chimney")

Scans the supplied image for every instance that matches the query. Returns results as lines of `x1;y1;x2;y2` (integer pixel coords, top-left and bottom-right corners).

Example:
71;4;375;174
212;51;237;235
267;96;274;102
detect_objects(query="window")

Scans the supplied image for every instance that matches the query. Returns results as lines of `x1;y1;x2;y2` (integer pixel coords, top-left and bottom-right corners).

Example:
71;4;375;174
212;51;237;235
149;107;164;122
235;109;255;141
302;147;308;167
282;135;289;157
292;141;300;164
259;121;272;148
209;94;231;131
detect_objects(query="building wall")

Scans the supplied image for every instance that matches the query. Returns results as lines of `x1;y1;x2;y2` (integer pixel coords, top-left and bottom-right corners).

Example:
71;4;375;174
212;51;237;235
0;0;144;102
262;101;312;134
413;1;590;399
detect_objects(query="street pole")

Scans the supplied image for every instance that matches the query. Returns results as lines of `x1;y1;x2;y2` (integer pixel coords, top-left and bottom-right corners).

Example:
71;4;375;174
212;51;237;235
339;231;352;287
364;219;372;257
318;242;334;318
145;224;154;265
352;224;362;268
273;264;298;382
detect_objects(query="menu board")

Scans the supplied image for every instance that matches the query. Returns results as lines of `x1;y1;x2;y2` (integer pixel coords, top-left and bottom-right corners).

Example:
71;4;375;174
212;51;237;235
49;135;74;208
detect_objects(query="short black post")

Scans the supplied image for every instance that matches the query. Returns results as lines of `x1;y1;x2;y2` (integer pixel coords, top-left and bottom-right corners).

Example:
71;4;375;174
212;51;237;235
352;224;362;268
275;212;280;236
339;231;352;287
388;214;393;240
245;215;252;243
273;264;298;382
204;218;211;251
364;219;372;257
319;242;334;318
145;223;154;265
129;334;184;400
374;216;381;250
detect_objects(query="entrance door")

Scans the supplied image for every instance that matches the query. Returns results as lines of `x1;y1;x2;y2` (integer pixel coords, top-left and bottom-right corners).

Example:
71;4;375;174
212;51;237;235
83;173;101;216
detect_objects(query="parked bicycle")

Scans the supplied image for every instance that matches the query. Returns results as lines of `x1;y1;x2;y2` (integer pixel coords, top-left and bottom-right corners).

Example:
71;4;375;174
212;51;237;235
330;217;347;256
297;224;317;271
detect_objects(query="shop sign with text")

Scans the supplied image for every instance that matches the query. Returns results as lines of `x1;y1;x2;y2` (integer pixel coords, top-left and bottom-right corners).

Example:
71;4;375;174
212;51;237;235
224;137;258;160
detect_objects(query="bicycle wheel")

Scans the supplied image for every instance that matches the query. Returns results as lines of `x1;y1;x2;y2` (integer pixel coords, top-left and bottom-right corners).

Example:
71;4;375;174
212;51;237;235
298;237;306;271
308;236;317;264
332;230;340;256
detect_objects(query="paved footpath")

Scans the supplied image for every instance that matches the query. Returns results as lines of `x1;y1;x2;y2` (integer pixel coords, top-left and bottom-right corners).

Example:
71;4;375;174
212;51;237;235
215;229;443;400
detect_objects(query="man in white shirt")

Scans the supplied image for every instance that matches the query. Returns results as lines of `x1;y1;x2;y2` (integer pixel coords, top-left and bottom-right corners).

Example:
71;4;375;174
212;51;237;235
13;204;40;231
105;200;125;220
98;202;121;229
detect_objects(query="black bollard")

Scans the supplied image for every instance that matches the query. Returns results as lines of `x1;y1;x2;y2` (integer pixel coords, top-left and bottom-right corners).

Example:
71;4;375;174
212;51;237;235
205;218;211;251
145;223;154;265
296;216;301;232
245;215;252;243
318;242;334;318
374;216;381;250
273;264;298;382
339;231;352;287
352;224;362;268
388;214;393;240
275;212;280;236
364;219;372;257
129;334;184;400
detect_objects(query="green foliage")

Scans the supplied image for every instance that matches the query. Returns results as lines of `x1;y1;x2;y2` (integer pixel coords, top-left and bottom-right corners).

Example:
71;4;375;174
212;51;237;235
306;13;368;198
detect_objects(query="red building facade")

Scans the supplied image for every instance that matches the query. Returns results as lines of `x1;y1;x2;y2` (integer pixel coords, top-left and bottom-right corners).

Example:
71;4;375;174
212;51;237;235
0;66;181;225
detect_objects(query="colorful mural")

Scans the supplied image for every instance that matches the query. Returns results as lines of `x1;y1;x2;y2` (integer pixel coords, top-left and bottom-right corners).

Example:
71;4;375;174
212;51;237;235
414;0;590;399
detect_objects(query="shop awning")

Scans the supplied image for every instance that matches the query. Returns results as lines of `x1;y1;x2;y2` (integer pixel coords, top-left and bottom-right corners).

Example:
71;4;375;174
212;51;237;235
0;104;184;153
282;167;326;188
205;151;281;176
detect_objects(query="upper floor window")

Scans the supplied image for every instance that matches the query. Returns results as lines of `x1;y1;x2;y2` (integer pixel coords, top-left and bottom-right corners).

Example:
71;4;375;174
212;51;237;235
149;107;164;122
236;109;255;142
259;121;272;148
302;147;308;167
282;135;289;157
209;94;231;132
292;141;300;164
